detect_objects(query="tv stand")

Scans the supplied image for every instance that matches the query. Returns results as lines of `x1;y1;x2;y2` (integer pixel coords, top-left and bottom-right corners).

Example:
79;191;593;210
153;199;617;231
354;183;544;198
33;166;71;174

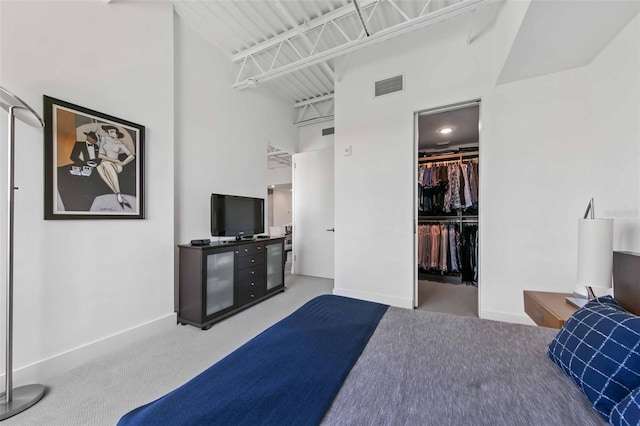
177;237;285;329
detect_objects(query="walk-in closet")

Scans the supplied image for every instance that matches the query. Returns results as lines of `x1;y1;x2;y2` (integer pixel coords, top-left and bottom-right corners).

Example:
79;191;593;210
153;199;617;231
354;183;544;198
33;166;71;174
415;101;479;317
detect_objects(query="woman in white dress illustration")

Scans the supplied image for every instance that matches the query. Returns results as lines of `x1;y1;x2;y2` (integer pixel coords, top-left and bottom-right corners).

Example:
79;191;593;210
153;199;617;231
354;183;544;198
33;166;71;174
75;122;136;210
96;125;135;209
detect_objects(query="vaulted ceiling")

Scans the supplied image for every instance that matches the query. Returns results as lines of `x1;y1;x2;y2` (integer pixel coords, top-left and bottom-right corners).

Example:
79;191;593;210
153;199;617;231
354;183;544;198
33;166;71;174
173;0;639;127
173;0;488;124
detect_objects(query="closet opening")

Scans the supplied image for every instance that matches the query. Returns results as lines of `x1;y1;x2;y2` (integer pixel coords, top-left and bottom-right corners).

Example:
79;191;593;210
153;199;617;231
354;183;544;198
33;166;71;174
414;100;480;317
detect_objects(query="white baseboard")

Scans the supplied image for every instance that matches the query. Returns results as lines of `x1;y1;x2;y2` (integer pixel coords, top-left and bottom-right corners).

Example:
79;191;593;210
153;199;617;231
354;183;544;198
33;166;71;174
333;288;413;309
7;313;177;387
480;309;535;326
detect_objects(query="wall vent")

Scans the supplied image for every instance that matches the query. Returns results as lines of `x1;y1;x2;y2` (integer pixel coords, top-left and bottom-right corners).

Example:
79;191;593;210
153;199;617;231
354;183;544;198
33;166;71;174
322;127;335;136
375;75;403;97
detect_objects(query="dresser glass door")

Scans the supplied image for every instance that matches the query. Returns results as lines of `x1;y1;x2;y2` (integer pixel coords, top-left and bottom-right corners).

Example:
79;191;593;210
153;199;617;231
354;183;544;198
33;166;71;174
205;251;235;316
266;242;283;291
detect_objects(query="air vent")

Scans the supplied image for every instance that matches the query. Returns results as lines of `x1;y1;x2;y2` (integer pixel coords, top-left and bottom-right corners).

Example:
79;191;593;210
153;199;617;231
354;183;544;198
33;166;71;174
322;127;335;136
375;75;403;97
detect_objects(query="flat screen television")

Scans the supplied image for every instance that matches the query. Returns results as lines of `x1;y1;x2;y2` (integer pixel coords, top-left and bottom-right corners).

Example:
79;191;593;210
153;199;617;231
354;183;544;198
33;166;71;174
211;194;265;239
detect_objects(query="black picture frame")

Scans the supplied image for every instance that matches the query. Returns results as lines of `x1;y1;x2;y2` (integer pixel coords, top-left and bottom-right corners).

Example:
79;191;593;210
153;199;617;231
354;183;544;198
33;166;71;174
43;96;144;219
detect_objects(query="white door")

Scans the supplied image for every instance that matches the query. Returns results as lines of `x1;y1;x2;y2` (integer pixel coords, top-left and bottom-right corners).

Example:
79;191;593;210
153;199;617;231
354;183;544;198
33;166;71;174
293;149;334;279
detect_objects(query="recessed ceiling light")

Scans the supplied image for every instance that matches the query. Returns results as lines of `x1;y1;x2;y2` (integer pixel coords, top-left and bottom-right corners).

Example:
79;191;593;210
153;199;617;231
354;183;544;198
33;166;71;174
439;127;453;134
270;185;275;188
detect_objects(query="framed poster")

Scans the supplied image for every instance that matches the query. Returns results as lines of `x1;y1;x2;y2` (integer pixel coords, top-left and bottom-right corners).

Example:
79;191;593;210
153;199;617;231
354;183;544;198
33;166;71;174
43;96;144;219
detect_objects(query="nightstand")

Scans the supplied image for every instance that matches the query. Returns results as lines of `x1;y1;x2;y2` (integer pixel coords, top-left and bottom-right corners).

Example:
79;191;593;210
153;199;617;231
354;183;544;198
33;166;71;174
523;291;578;329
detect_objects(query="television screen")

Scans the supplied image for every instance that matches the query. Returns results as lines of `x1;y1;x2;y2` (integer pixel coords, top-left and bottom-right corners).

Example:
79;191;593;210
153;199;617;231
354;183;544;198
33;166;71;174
211;194;264;237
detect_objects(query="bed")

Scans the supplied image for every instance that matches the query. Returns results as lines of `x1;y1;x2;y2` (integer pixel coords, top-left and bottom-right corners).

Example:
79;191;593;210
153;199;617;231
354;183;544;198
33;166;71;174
118;252;640;426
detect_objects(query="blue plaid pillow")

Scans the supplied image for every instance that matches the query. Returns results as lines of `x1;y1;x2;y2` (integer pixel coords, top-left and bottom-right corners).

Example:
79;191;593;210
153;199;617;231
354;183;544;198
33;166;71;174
548;296;640;420
610;387;640;426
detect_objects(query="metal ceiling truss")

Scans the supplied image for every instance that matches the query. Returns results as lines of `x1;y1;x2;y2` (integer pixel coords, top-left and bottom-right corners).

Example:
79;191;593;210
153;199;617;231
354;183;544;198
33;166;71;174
294;93;334;125
233;0;487;92
267;144;292;168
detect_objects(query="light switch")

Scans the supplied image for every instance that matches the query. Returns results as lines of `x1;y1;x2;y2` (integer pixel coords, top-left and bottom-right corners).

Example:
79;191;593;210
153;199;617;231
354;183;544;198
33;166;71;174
344;145;352;156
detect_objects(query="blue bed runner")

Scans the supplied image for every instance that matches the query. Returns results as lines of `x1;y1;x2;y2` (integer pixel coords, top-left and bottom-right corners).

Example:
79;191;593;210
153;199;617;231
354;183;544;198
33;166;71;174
118;295;388;426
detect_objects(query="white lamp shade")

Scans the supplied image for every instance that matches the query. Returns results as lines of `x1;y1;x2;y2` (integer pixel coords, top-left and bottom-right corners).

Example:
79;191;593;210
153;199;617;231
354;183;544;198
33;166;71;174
577;218;613;289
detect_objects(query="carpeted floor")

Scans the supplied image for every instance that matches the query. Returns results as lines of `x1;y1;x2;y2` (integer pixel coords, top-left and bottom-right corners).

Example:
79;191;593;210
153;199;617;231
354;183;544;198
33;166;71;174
3;270;332;426
416;280;478;317
5;269;477;425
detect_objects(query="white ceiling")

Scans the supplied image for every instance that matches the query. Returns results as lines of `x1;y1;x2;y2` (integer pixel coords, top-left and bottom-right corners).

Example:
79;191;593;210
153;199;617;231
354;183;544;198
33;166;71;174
418;105;479;153
498;0;640;85
173;0;486;117
172;0;638;124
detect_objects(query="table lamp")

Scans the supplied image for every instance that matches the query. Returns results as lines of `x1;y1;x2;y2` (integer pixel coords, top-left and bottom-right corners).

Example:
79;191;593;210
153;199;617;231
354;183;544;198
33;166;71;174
567;199;613;309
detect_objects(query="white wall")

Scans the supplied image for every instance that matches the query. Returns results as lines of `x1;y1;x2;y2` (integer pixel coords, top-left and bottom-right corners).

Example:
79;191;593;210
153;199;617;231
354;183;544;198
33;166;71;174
0;1;175;384
334;12;640;320
174;18;297;244
482;14;639;321
298;120;335;153
334;16;494;308
273;189;292;227
586;15;640;251
267;167;292;186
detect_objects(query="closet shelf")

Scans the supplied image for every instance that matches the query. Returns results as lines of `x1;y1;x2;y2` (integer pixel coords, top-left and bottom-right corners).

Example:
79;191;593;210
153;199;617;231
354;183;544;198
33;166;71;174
418;151;478;163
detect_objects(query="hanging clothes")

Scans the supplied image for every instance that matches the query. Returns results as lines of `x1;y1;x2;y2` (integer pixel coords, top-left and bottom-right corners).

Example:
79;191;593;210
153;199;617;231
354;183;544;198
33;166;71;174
460;224;478;286
417;222;466;276
417;155;478;286
418;158;478;215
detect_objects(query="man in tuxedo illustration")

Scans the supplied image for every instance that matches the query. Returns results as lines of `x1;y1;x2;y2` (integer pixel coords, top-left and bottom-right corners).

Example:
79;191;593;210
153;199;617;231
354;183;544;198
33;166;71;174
70;130;100;166
61;130;103;210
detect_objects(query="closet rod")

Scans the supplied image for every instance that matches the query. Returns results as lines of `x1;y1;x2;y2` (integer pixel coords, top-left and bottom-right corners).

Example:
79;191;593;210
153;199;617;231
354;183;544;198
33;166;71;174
419;215;458;220
418;215;478;220
418;151;478;163
418;218;479;223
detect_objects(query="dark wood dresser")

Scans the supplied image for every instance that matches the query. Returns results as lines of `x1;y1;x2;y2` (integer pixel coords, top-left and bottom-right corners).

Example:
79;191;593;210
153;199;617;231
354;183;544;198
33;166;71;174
178;237;285;329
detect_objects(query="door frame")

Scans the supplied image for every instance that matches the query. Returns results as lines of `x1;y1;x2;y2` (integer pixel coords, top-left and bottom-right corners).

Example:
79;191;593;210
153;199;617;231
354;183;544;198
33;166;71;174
413;98;482;313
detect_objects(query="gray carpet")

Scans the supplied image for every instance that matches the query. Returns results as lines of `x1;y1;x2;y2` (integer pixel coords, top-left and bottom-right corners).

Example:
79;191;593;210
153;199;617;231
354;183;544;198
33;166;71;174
3;270;332;426
417;279;478;317
6;273;478;425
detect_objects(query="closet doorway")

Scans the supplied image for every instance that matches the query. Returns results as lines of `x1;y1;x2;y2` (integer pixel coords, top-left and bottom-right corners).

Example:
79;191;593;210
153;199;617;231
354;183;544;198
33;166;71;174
414;100;480;317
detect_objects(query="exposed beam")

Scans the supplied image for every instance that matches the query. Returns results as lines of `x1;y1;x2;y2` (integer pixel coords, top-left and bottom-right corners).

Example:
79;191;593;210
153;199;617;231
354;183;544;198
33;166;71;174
358;0;381;39
294;93;334;108
293;94;335;125
235;0;486;89
388;0;411;22
232;0;377;63
420;0;434;17
322;98;335;116
297;104;309;122
274;0;335;80
295;115;335;127
353;0;371;37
